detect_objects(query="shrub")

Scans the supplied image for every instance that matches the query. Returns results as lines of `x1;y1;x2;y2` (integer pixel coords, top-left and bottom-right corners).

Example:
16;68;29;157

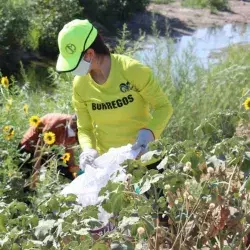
80;0;150;28
150;0;174;3
182;0;229;11
32;0;84;57
0;0;34;74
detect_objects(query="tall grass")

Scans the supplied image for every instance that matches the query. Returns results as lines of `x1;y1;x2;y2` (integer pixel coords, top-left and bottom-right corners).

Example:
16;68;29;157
1;24;250;249
150;0;174;4
1;30;249;151
182;0;229;11
150;0;229;11
136;36;250;143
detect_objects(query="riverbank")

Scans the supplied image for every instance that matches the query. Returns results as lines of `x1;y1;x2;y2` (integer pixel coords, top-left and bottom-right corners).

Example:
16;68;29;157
12;0;250;77
126;0;250;39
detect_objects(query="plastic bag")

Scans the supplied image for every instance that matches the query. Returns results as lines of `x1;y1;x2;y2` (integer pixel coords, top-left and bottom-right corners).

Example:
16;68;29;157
61;144;140;209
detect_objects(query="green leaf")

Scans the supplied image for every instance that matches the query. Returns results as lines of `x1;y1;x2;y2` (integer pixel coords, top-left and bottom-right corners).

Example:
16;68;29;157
150;173;164;184
43;235;54;245
241;153;250;174
157;197;167;209
111;241;134;250
139;179;151;194
138;205;153;217
34;219;56;239
72;228;89;235
11;243;21;250
29;215;39;228
92;242;109;250
140;150;162;166
64;194;77;203
47;196;60;211
77;237;92;250
156;156;168;170
102;200;113;213
118;216;139;231
244;177;250;192
22;240;43;249
0;214;7;232
111;192;126;214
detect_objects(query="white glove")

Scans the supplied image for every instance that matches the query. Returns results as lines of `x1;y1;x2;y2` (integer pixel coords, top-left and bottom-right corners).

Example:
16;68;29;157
79;148;99;171
131;129;155;154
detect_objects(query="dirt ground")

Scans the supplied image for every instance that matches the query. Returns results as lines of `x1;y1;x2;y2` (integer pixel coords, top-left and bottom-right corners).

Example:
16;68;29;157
126;0;250;39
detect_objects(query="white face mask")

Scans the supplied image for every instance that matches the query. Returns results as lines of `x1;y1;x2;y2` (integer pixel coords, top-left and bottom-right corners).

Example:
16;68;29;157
67;124;76;138
72;58;91;76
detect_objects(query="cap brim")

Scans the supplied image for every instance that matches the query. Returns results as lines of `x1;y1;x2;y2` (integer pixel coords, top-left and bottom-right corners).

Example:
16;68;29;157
56;53;81;73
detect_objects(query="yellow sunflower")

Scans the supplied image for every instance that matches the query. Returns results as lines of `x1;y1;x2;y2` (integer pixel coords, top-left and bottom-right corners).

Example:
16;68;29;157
43;131;56;145
244;97;250;110
3;125;11;133
5;129;14;140
23;104;29;114
2;125;14;140
1;76;9;88
29;115;41;127
61;152;71;163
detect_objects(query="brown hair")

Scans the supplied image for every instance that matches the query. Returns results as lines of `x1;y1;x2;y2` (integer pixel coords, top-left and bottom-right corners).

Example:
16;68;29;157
87;34;110;55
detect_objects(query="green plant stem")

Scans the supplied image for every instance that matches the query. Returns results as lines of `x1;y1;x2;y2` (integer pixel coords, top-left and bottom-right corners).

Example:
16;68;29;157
225;164;237;196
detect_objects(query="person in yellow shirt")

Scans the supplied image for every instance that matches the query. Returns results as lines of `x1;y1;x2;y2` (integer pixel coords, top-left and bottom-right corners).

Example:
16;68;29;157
56;19;173;172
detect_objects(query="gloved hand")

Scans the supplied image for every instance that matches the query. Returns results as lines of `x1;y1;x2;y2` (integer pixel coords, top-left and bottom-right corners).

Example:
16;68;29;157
79;149;99;171
132;129;155;155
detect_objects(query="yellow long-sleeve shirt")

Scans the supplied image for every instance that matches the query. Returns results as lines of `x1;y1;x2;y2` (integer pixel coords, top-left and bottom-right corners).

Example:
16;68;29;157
73;53;173;154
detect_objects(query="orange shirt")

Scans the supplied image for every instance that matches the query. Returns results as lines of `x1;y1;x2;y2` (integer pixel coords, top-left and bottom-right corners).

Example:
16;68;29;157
20;113;78;165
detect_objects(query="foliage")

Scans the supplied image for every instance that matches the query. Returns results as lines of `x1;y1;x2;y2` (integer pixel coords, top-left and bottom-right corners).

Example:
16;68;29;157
1;35;250;249
182;0;229;12
0;0;83;75
150;0;175;4
0;0;35;74
31;0;84;57
150;43;250;143
114;24;146;56
0;0;32;50
81;0;150;28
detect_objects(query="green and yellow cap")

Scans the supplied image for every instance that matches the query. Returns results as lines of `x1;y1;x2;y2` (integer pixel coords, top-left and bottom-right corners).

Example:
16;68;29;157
56;19;98;72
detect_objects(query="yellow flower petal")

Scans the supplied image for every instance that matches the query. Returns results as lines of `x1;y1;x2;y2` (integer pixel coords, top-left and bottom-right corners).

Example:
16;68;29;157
1;76;9;88
29;115;41;127
244;97;250;110
62;152;71;163
3;125;11;133
2;125;14;140
43;131;56;145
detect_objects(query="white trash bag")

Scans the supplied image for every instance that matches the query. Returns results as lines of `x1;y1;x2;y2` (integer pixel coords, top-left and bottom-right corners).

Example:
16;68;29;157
61;144;140;208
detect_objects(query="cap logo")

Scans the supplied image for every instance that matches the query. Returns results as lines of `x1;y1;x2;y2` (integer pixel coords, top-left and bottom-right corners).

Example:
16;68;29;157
65;43;76;54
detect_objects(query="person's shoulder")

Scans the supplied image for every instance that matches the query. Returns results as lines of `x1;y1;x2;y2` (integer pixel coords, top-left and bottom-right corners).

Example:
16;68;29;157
112;53;138;67
73;75;89;89
112;53;131;61
113;53;150;73
42;113;70;125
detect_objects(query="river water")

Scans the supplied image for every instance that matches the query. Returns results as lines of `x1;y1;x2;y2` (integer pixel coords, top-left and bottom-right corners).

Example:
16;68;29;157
26;23;250;85
135;23;250;69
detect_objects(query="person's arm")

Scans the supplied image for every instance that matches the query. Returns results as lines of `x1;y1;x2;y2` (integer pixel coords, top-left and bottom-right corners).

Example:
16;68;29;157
72;84;96;151
126;60;173;138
